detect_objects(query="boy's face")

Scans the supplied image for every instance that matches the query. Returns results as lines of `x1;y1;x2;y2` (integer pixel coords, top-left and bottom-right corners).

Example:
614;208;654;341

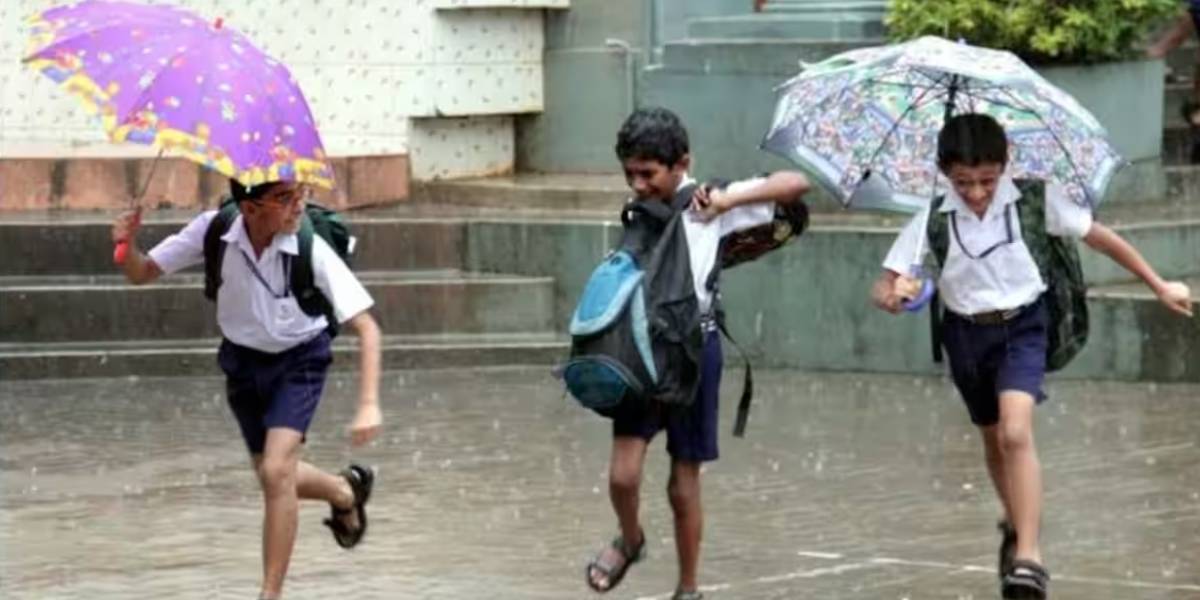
621;155;690;202
241;183;309;236
945;162;1004;214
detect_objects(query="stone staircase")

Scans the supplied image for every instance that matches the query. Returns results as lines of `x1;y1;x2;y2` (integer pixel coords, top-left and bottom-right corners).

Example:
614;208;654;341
0;212;567;380
6;3;1199;382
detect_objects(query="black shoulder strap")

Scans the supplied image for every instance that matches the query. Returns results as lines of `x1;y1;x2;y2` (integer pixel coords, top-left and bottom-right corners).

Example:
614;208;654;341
203;198;241;301
714;311;754;438
926;196;950;268
290;213;334;322
1012;179;1051;278
924;197;948;364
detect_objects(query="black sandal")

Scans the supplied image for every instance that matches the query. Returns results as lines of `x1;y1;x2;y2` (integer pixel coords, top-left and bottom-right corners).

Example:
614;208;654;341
585;529;646;593
672;590;704;600
323;463;374;549
1002;559;1050;599
997;519;1017;579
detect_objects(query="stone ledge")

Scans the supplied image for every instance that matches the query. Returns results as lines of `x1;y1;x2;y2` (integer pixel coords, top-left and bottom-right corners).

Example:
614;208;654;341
0;154;411;212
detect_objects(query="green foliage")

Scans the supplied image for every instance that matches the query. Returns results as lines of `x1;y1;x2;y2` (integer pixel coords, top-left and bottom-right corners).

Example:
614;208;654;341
886;0;1180;64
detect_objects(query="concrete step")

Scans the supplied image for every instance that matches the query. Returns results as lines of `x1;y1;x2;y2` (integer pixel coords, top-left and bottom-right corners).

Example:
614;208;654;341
0;333;569;380
1079;277;1200;382
1;270;556;342
411;173;629;213
1163;81;1193;129
659;38;878;75
759;1;887;14
1162;124;1196;165
0;213;465;277
687;13;885;42
1161;164;1200;204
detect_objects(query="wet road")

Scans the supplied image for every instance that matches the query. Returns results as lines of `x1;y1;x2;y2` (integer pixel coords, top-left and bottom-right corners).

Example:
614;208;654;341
2;368;1199;599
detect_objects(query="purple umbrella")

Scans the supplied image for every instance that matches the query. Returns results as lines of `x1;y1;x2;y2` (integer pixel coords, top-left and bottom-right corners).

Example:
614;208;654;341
24;0;335;190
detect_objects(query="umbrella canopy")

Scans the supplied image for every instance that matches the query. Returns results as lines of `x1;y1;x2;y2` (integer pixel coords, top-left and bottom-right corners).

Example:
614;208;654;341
24;0;334;188
762;36;1124;213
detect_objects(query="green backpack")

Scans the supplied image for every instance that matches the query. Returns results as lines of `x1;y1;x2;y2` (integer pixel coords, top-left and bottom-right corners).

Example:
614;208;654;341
926;179;1089;372
203;197;354;333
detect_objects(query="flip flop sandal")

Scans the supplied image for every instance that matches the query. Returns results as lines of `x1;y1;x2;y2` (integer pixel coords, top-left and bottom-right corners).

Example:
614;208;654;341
997;519;1017;579
1002;559;1050;600
585;528;646;593
323;463;374;549
672;590;704;600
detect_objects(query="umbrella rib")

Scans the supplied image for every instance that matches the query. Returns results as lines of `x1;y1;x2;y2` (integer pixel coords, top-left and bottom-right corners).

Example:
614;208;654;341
864;79;946;92
862;72;951;173
996;87;1098;206
954;88;1041;116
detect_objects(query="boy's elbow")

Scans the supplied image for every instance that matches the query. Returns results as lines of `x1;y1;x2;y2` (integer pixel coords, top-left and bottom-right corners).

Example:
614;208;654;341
350;310;382;339
778;172;810;203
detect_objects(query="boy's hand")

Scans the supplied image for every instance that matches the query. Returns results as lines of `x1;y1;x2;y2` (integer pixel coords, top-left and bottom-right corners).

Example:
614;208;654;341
112;208;142;244
894;275;923;302
690;184;728;222
871;273;903;314
348;402;382;447
1155;281;1194;317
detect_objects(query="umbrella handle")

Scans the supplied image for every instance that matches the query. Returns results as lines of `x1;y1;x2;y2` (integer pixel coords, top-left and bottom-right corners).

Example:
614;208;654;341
902;278;935;312
113;150;161;265
113;240;130;265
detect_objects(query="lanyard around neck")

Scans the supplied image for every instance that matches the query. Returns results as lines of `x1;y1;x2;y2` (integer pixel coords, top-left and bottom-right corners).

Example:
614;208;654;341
949;203;1015;260
238;248;291;299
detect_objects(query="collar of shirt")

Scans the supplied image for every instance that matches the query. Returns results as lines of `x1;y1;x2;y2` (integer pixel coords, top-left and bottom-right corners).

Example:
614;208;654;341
938;173;1021;221
675;173;696;192
221;214;300;259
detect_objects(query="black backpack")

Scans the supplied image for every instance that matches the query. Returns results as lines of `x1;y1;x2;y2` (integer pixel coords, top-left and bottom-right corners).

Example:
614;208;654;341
925;179;1088;371
562;186;704;413
562;183;758;436
203;197;354;333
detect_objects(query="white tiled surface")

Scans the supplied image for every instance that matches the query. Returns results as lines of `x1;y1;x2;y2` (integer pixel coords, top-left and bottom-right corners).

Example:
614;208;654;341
0;0;552;168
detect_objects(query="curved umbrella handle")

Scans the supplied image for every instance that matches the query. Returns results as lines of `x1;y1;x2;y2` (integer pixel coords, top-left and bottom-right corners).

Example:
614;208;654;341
113;240;130;265
902;278;935;312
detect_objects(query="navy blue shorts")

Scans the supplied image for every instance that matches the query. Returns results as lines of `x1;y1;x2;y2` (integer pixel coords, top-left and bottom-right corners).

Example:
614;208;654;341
217;332;333;454
941;298;1048;427
611;329;724;463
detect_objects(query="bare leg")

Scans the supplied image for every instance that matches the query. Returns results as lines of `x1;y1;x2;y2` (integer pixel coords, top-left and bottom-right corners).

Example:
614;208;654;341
297;461;357;529
255;428;304;600
668;459;703;593
981;424;1014;520
997;390;1043;564
588;436;649;590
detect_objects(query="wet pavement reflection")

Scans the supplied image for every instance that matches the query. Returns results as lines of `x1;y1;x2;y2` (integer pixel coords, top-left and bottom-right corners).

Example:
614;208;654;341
2;368;1198;599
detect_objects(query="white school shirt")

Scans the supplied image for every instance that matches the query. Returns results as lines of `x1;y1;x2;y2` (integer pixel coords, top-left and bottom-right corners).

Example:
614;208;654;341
148;210;374;353
882;175;1092;315
674;174;775;314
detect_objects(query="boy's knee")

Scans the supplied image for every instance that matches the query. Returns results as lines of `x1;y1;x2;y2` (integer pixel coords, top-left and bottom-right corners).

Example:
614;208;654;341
257;457;297;491
609;467;642;497
998;421;1033;453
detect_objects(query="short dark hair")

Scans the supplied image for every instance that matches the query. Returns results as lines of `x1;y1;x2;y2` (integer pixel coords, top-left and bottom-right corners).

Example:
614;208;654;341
229;179;284;203
614;107;689;167
937;113;1009;171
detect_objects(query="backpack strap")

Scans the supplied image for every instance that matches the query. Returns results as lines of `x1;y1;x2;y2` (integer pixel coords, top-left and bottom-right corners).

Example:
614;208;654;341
290;213;339;334
203;197;242;301
924;197;949;364
714;308;754;438
1011;179;1051;278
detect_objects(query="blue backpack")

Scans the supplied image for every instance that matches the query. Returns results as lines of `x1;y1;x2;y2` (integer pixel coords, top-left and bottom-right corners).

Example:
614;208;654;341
561;187;704;416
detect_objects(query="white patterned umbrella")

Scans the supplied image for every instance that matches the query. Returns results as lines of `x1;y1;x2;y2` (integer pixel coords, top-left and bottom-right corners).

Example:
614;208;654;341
762;36;1125;213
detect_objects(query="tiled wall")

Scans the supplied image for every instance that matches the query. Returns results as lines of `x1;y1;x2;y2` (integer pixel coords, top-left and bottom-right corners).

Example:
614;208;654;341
0;0;560;181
